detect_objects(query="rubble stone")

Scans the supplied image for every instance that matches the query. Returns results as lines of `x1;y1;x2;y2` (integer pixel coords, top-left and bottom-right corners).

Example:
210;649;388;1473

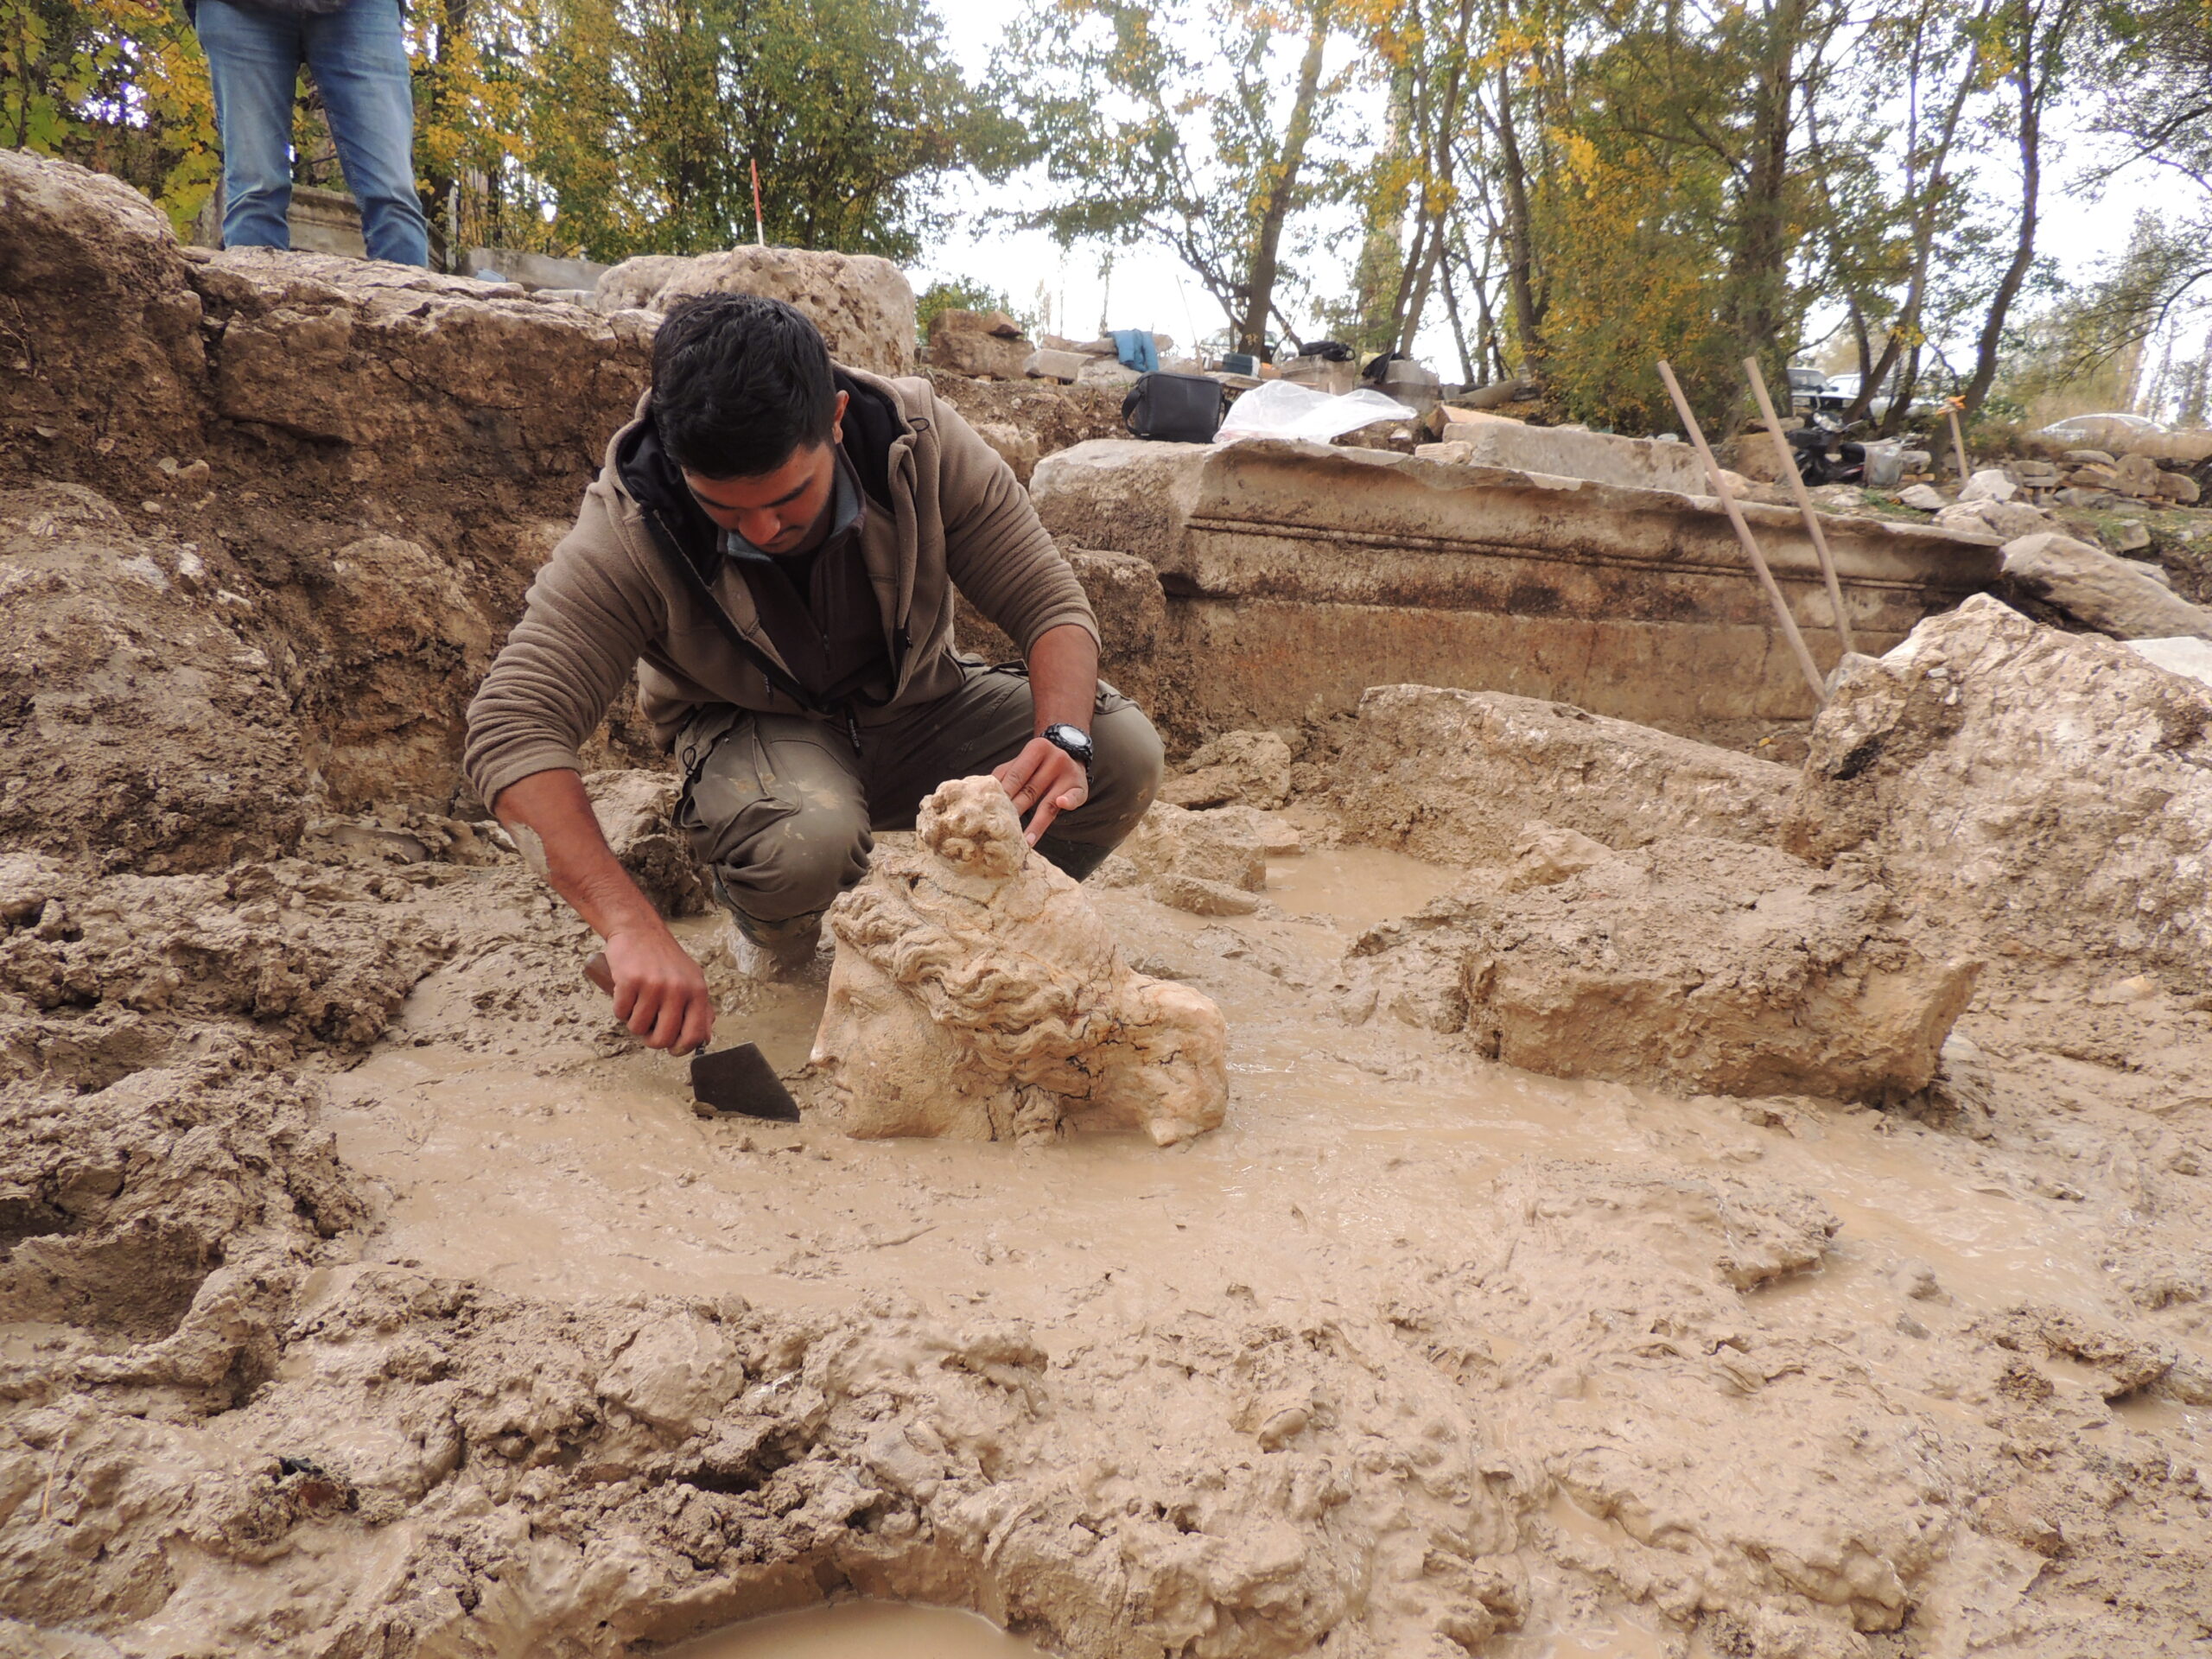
584;770;709;917
1784;594;2212;975
2155;469;2202;505
1897;484;1948;511
1119;802;1267;891
1025;348;1088;383
1344;833;1976;1102
1151;873;1261;916
1329;685;1796;864
1957;469;2017;505
1160;730;1294;810
1418;421;1707;493
813;778;1228;1145
594;245;916;375
926;308;1032;378
2000;531;2212;640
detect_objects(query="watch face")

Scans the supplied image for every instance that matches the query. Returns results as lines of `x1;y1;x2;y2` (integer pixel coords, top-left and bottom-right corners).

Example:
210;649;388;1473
1046;723;1094;762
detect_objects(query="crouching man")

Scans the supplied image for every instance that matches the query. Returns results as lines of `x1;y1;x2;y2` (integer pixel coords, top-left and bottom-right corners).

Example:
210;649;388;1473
462;293;1163;1052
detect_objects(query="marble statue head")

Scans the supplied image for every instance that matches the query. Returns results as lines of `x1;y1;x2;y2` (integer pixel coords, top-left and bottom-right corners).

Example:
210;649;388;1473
809;776;1228;1145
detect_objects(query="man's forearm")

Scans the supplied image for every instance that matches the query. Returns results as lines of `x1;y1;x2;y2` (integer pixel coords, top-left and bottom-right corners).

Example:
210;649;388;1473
493;768;666;943
1027;622;1100;730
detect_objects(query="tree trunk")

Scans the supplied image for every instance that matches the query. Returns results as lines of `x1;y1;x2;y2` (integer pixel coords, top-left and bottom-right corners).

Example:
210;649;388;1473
1235;0;1332;354
1724;0;1808;368
1964;0;2073;413
1491;58;1546;372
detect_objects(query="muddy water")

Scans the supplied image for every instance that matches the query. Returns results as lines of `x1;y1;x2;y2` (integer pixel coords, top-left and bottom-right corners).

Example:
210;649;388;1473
664;1602;1043;1659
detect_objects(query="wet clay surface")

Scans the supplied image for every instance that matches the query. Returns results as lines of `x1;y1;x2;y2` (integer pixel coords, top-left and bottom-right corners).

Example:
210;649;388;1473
664;1599;1045;1659
283;844;2212;1657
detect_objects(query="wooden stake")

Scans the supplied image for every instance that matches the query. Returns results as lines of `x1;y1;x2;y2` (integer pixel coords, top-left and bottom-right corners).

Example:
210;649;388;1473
1656;360;1828;709
1743;356;1859;657
750;158;766;246
1945;401;1970;485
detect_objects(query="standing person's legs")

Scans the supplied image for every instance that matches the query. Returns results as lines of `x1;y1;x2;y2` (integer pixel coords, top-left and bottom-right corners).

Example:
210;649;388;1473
674;709;873;970
194;0;305;251
862;664;1164;880
303;0;430;266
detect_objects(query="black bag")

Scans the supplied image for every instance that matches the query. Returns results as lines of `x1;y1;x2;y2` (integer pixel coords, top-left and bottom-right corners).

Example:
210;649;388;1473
1122;372;1227;442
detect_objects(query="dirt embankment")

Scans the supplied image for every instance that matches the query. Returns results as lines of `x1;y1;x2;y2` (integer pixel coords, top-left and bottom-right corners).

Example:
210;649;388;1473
4;151;2211;1659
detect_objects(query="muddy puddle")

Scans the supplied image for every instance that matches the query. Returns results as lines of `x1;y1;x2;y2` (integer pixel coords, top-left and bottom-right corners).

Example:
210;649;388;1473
662;1601;1043;1658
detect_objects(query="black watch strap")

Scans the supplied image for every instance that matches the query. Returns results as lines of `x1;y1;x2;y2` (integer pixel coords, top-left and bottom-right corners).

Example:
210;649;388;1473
1040;723;1094;769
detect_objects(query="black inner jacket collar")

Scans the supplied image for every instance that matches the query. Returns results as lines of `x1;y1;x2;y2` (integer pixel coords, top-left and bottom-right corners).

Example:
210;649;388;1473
619;368;902;568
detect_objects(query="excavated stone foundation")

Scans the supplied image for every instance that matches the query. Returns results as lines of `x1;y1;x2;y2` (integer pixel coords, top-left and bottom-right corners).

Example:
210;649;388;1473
5;153;2212;1659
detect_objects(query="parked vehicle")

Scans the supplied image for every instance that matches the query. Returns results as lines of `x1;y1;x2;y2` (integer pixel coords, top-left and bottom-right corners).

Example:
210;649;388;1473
2035;411;2168;441
1787;416;1867;486
1788;365;1847;415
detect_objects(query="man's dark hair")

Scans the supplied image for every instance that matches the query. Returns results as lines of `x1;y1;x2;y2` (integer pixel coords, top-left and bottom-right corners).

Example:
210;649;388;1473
650;293;838;479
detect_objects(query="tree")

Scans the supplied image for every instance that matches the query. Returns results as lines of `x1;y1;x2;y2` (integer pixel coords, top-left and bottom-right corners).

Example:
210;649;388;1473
1002;0;1353;354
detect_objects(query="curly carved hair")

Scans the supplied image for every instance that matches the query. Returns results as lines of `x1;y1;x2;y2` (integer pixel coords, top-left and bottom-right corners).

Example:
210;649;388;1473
826;779;1116;1093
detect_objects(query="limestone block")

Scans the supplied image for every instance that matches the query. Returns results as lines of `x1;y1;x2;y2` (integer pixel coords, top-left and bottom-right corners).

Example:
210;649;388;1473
1898;485;1947;511
1330;685;1796;865
1077;359;1141;389
1345;835;1977;1103
969;420;1040;485
2126;636;2212;693
594;246;916;375
1999;531;2212;640
1933;499;2044;539
1957;468;2017;504
1119;802;1267;891
811;778;1228;1145
2063;449;2117;467
1785;595;2212;975
1159;730;1294;810
930;307;1022;340
584;769;709;917
1026;348;1087;383
1151;873;1260;916
2113;454;2164;499
1426;421;1707;493
928;330;1032;379
2153;468;2202;505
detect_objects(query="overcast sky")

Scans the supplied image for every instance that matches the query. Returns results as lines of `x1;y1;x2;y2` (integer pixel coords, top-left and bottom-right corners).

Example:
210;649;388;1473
913;0;2170;381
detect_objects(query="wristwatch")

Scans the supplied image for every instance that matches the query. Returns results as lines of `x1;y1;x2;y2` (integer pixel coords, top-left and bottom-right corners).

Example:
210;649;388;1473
1039;723;1095;771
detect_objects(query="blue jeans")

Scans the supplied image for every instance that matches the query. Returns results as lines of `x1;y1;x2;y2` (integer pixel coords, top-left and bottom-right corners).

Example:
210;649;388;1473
194;0;430;266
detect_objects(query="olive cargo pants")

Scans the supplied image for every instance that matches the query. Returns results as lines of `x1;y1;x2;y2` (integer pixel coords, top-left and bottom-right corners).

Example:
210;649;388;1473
675;663;1163;944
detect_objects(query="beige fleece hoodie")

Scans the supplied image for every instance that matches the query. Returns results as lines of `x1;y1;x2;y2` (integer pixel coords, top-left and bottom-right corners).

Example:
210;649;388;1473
461;367;1096;809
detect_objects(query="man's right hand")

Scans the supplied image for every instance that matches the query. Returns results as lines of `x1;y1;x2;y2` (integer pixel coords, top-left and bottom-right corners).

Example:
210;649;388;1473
604;924;716;1054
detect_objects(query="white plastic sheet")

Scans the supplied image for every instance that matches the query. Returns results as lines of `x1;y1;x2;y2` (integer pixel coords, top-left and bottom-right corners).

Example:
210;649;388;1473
1215;379;1414;445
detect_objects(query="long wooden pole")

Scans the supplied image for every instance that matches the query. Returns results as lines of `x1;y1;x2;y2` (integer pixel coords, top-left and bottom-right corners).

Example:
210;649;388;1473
1743;356;1859;657
1944;401;1970;485
1656;360;1828;708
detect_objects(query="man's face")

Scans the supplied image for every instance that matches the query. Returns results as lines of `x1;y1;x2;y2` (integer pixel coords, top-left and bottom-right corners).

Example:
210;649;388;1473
682;391;847;556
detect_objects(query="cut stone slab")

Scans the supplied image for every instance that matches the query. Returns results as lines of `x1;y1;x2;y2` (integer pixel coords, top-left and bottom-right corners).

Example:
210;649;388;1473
1329;684;1797;865
1935;499;2046;539
1414;420;1707;493
1344;834;1977;1103
1999;531;2212;640
1785;594;2212;976
1029;438;2001;745
594;246;916;375
1026;348;1087;383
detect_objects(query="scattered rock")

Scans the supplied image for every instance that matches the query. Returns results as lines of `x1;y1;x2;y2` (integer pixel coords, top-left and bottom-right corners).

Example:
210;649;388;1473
926;309;1032;378
1935;499;2047;539
813;777;1229;1145
1151;872;1261;916
584;769;708;916
1898;484;1948;512
1160;729;1294;811
1785;594;2212;976
1958;468;2017;505
594;245;916;375
2107;519;2152;553
1026;348;1088;383
1329;685;1796;864
1119;801;1268;891
1346;835;1976;1102
1999;531;2212;640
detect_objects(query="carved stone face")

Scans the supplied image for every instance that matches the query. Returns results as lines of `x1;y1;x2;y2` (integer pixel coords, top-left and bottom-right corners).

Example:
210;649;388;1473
809;947;995;1141
810;775;1229;1147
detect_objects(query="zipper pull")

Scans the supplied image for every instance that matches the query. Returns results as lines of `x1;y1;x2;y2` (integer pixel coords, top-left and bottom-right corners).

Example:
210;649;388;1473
845;709;862;753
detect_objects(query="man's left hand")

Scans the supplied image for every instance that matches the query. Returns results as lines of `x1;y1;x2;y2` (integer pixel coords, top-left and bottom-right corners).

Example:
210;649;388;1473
995;737;1089;845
